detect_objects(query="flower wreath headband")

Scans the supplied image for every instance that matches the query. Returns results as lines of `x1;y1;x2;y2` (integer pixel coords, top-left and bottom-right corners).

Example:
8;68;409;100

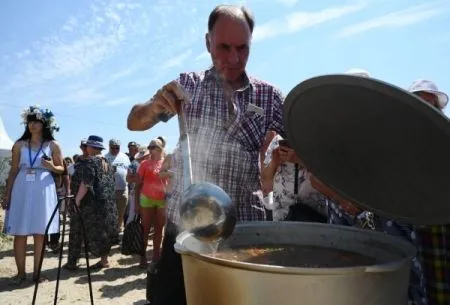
21;105;60;132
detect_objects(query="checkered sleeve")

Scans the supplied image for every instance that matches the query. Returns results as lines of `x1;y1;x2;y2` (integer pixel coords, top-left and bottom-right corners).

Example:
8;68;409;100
268;88;285;138
263;135;281;167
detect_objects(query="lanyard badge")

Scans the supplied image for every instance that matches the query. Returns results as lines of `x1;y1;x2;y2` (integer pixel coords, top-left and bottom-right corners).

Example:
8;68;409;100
26;141;44;182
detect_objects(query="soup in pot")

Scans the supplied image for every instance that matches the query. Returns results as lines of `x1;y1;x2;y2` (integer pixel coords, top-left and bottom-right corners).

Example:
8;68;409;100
209;245;377;268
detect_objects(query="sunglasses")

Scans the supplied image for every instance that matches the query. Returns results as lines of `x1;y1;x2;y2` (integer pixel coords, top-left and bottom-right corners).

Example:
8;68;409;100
111;146;120;150
147;145;158;150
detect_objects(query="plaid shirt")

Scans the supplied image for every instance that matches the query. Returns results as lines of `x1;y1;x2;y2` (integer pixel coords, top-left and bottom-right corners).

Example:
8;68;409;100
416;225;450;305
167;68;284;227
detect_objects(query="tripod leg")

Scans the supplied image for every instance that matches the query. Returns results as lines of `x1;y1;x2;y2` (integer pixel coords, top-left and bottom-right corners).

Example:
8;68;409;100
32;197;63;305
54;197;69;305
73;203;95;305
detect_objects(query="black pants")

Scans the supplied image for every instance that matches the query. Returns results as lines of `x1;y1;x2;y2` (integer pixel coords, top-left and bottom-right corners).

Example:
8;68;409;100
286;203;327;223
149;222;186;305
265;208;273;221
47;213;61;245
47;233;60;245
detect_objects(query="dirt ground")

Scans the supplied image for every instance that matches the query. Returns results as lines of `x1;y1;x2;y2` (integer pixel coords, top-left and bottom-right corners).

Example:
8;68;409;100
0;210;151;305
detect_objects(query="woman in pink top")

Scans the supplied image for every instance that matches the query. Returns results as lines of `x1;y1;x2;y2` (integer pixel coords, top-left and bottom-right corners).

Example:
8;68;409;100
135;137;167;268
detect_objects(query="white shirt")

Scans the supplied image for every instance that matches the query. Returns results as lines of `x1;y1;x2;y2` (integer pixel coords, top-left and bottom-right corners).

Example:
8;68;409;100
104;152;130;191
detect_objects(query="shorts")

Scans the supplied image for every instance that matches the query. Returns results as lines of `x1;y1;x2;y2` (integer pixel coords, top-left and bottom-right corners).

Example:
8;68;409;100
140;195;165;209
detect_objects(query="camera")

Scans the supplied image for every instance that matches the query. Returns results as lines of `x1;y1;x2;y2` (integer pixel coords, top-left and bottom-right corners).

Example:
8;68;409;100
278;139;290;148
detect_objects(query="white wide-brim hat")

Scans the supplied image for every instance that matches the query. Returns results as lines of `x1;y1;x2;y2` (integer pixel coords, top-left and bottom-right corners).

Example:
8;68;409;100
408;79;448;109
345;68;371;78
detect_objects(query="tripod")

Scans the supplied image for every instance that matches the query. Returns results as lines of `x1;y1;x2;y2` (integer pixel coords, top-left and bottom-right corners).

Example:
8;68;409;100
32;195;95;305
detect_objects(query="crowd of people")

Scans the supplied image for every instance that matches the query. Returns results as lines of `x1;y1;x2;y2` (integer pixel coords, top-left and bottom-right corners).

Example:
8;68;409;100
1;109;174;284
1;3;448;305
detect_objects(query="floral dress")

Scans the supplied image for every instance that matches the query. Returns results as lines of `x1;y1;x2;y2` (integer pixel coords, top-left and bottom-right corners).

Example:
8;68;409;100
67;156;118;262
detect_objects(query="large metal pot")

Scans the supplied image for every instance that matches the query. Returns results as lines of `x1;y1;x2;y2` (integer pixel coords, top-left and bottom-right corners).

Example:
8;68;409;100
175;222;415;305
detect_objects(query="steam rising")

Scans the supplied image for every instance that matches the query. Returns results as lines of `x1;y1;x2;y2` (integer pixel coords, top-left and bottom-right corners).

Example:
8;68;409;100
175;68;256;237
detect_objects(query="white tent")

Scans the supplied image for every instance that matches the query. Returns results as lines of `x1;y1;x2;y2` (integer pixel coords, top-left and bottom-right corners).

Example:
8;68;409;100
0;116;14;185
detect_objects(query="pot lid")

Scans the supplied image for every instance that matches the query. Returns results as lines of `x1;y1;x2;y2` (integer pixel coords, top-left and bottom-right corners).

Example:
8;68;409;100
283;74;450;225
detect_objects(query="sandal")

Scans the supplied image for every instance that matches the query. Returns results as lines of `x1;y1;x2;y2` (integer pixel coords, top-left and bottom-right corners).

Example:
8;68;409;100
9;274;26;286
32;274;49;283
139;261;148;269
139;256;148;269
49;243;60;254
90;261;109;271
148;261;158;272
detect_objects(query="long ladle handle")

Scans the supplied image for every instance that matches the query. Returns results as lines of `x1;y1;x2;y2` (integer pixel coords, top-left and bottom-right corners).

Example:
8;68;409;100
178;105;193;191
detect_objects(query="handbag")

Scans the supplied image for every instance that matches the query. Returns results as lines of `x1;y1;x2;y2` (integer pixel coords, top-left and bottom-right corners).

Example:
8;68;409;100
121;214;145;256
285;164;327;223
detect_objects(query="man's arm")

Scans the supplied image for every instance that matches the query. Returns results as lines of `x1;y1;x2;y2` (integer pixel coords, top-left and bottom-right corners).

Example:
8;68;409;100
127;101;168;131
127;79;191;131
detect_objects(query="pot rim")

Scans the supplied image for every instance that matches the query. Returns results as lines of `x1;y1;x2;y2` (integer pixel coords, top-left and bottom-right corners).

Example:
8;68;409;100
175;222;416;275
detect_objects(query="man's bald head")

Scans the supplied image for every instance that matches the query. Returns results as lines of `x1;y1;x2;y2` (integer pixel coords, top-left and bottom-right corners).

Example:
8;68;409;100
208;5;254;34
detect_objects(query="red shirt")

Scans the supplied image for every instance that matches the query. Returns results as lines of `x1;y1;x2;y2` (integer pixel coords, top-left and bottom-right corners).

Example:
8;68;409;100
138;159;167;200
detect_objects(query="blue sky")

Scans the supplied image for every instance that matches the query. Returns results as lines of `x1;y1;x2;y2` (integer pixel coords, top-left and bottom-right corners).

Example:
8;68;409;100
1;0;449;157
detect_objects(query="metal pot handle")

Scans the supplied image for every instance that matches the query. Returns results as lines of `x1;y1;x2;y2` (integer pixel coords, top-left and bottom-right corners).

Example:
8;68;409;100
364;261;405;273
174;242;189;255
174;232;193;255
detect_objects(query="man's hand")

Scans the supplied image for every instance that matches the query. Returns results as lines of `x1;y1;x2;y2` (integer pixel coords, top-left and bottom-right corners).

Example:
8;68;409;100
150;81;190;116
127;80;190;131
310;174;361;216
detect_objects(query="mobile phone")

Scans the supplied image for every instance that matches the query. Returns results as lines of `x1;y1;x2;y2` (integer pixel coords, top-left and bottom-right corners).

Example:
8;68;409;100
279;139;290;148
42;154;52;161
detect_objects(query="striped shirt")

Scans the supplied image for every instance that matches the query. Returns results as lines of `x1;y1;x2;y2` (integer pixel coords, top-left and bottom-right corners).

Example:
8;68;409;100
167;68;285;227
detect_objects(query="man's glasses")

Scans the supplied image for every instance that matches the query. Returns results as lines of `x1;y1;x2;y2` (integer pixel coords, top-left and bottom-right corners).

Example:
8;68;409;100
111;146;120;150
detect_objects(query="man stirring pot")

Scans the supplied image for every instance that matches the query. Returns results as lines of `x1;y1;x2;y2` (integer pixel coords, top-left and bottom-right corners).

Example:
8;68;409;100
128;5;284;305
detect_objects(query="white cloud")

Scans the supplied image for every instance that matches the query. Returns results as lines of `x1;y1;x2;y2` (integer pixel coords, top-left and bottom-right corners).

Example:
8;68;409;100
253;2;368;42
16;49;31;59
275;0;298;7
105;9;121;23
46;87;106;105
0;0;207;106
5;2;137;92
161;49;193;70
195;51;209;62
336;4;445;38
62;16;78;32
104;96;137;106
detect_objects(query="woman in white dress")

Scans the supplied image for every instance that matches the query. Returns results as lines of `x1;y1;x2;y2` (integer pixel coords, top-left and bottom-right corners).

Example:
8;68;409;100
3;105;64;284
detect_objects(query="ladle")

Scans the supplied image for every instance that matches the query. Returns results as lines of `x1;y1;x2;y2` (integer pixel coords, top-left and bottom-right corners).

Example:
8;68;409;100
175;105;237;242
